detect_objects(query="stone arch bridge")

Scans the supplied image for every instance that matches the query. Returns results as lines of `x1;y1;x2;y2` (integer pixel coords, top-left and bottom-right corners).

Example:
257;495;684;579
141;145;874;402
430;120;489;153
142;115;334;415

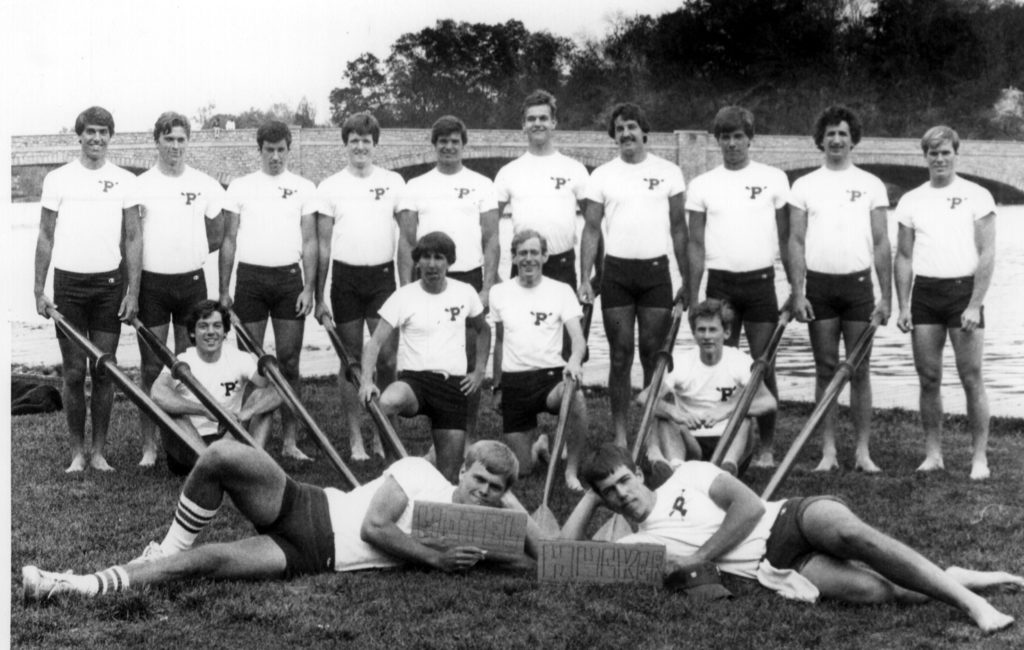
12;127;1024;200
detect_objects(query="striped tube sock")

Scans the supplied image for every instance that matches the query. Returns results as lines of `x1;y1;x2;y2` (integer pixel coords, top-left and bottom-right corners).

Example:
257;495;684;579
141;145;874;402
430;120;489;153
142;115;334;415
160;493;220;554
79;566;130;596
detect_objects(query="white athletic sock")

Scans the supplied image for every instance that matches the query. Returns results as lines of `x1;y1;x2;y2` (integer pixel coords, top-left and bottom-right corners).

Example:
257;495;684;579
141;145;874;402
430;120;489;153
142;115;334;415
71;566;129;596
160;493;220;554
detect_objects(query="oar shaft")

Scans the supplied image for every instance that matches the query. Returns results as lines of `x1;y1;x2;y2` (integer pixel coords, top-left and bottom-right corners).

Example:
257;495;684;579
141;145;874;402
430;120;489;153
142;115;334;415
539;376;577;508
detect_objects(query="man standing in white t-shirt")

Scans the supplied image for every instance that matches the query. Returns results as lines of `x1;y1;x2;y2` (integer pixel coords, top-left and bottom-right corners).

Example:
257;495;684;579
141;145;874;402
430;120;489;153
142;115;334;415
151;300;280;474
579;103;688;450
314;112;405;461
34;106;142;472
219;121;317;461
359;232;491;481
686;106;790;468
125;112;226;467
494;90;589;288
397;116;500;441
490;230;587;489
23;440;541;600
894;126;997;480
789;106;892;473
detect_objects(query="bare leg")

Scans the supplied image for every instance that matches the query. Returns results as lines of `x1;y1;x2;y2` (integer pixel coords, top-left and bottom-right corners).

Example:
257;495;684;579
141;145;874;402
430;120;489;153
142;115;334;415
85;329;121;471
270;317;311;461
603;305;637;448
807;317;842;472
433;428;467;482
464;328;481;443
56;334;88;472
842;319;879;473
503;431;535;477
745;320;778;468
564;389;588;492
138;322;173;468
949;327;990;480
911;325;947;471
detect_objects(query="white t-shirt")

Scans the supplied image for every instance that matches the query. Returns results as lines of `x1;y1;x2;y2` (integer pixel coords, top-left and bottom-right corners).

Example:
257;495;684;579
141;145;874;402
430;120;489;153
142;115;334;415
789;166;889;274
161;346;259;438
378;279;484;376
665;346;754;437
894;177;996;278
619;461;783;579
125;166;226;274
489;277;583;372
325;456;456;571
584;154;686;259
398;167;498;273
41;159;136;273
686;162;790;272
224;169;316;267
314;166;406;266
494;152;589;255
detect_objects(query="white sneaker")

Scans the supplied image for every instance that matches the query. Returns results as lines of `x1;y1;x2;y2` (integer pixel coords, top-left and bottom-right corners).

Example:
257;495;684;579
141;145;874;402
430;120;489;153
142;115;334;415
22;566;77;602
130;541;167;565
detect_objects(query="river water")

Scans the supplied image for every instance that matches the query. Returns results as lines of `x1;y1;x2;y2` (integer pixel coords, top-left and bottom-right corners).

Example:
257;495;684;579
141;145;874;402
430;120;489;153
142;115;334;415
7;202;1023;416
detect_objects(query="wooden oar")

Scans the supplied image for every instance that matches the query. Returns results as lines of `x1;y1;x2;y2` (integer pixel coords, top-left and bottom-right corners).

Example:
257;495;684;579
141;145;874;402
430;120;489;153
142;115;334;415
593;296;686;541
48;308;205;463
132;317;259;449
230;312;360;490
760;315;881;501
319;313;408;460
709;308;792;467
531;376;577;537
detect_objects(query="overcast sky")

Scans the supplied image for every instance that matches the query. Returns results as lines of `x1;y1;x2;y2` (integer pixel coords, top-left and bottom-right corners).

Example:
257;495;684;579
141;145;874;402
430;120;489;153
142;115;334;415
6;0;684;135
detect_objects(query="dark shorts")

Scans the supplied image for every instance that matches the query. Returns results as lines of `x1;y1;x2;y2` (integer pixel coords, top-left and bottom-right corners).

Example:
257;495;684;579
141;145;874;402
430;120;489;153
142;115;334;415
911;276;983;329
706;268;779;333
501;367;563;432
602;255;673;310
234;262;305;322
256;478;336;578
139;269;207;328
764;495;849;571
511;249;577;289
52;268;123;338
330;260;396;324
398;370;468;430
447;267;484;293
805;269;874;322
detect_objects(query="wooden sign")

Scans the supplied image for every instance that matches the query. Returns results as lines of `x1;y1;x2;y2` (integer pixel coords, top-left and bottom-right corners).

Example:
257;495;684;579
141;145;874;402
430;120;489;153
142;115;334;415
411;502;528;561
538;540;665;585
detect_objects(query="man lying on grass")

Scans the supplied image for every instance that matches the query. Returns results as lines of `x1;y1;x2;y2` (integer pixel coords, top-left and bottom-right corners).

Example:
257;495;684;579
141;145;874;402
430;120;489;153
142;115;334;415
561;443;1022;633
23;439;539;601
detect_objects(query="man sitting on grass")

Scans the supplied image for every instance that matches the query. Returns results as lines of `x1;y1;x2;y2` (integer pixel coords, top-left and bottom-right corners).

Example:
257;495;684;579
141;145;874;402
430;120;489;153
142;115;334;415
23;439;538;600
561;444;1022;633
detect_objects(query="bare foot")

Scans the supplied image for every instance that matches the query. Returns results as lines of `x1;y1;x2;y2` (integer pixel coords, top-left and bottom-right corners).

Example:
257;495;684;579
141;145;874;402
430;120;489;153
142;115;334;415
854;456;882;474
917;456;945;472
65;455;87;473
531;435;550;465
947;566;1024;591
89;455;114;472
138;449;158;467
968;601;1014;633
813;457;839;473
282;446;313;462
751;451;775;468
564;472;584;492
970;463;990;481
370;435;385;459
350;447;370;462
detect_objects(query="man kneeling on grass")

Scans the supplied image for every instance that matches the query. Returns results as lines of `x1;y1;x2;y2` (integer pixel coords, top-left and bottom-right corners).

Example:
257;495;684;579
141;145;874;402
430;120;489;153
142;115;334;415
561;444;1022;633
23;439;538;601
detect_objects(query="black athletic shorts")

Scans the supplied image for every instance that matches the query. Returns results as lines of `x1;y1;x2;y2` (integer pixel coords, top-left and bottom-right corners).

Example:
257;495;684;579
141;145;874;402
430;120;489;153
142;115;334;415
138;269;207;328
511;249;577;289
911;276;983;329
706;267;779;341
500;367;562;432
52;268;123;338
447;267;484;293
602;255;673;310
764;495;849;571
234;262;305;322
806;269;874;322
398;370;468;430
330;260;395;323
256;477;336;578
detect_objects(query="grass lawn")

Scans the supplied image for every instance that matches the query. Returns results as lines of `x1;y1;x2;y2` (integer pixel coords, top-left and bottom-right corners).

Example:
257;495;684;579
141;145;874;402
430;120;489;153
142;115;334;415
10;379;1024;649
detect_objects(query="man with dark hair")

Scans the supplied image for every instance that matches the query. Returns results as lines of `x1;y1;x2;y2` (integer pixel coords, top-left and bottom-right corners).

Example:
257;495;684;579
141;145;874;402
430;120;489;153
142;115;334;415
398;115;499;441
315;112;405;461
125;111;226;467
895;126;996;480
561;444;1022;633
789;105;891;473
219;120;317;461
359;232;491;481
494;90;589;288
150;300;280;474
686;105;791;468
34;105;141;472
23;440;539;600
580;102;688;450
639;299;775;476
